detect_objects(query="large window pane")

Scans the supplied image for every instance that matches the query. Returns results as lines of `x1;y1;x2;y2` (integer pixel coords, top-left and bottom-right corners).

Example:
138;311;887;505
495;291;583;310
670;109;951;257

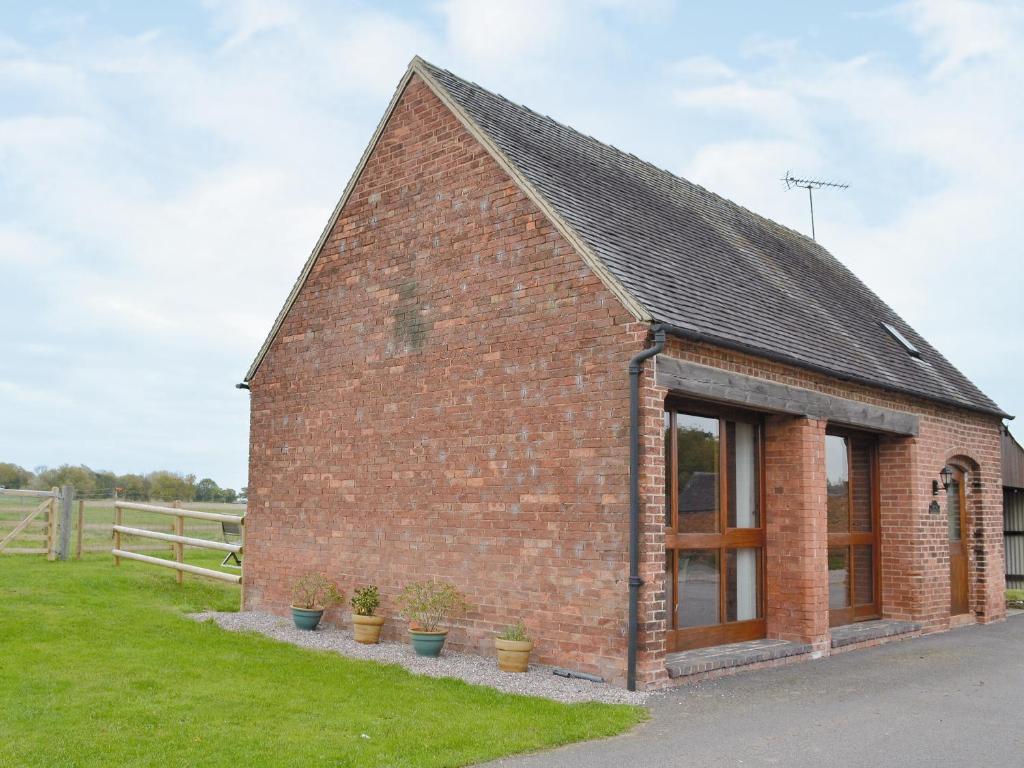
828;546;850;609
727;422;759;529
851;439;873;533
726;548;761;622
678;550;720;627
677;415;719;534
854;545;874;606
826;435;850;533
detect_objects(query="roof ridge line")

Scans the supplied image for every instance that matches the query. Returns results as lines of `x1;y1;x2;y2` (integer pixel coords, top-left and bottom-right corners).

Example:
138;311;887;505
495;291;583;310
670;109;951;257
411;57;652;324
414;58;825;254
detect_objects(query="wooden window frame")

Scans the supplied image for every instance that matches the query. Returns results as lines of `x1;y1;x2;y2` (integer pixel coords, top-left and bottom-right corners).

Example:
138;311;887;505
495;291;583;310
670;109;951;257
826;427;882;628
664;399;767;652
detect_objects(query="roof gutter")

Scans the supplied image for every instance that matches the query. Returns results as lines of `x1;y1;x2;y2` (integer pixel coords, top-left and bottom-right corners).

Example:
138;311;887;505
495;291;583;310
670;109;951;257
627;325;665;692
655;322;1012;421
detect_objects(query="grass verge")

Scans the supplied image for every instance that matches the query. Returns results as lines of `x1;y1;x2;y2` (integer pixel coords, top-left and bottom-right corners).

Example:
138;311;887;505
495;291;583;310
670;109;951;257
0;554;644;767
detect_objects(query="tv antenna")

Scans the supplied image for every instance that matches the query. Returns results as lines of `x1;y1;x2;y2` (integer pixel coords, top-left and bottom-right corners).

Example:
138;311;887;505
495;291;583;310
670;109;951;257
782;171;849;241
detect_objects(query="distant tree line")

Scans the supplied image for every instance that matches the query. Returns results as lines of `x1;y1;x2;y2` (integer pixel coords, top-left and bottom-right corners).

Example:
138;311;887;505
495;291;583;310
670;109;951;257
0;462;246;503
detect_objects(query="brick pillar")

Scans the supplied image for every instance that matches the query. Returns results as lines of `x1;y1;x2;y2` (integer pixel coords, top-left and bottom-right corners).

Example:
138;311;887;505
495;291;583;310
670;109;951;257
973;457;1007;624
635;339;669;690
764;416;829;650
878;435;925;622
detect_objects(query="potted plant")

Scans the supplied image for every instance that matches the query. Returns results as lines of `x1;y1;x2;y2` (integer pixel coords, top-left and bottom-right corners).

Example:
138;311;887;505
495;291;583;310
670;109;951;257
351;585;384;644
396;580;468;657
495;621;533;673
290;573;343;630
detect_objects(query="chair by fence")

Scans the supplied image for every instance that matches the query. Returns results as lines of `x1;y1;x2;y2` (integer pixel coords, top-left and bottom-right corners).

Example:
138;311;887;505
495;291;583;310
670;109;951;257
220;519;243;568
111;502;244;602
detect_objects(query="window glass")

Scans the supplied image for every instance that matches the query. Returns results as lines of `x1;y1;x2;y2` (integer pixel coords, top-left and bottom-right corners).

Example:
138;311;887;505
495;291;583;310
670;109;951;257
854;545;874;606
727;421;759;529
678;550;720;627
947;473;962;541
828;546;850;609
826;435;850;533
851;439;873;533
726;548;761;621
663;412;672;526
676;415;719;534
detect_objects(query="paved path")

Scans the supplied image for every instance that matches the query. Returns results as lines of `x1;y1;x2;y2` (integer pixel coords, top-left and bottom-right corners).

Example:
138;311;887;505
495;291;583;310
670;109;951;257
480;616;1024;768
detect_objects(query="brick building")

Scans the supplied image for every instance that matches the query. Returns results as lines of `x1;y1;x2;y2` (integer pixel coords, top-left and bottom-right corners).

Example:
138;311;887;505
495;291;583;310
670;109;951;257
240;58;1009;691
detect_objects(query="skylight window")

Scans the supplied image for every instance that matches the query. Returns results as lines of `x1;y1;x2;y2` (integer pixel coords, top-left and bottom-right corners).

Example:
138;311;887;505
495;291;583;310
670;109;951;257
881;322;920;357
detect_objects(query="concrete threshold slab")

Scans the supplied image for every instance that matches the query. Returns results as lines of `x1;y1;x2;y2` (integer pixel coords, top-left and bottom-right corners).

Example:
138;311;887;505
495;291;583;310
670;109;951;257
665;638;811;679
830;619;921;649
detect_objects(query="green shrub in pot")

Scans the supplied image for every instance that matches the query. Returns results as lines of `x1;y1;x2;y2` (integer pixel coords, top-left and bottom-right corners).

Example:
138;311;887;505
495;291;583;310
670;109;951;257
396;580;468;657
290;573;343;630
350;585;385;644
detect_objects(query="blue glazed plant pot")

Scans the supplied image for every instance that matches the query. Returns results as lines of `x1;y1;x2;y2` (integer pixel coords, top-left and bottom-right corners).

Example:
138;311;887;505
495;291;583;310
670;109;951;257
409;629;448;657
291;606;324;631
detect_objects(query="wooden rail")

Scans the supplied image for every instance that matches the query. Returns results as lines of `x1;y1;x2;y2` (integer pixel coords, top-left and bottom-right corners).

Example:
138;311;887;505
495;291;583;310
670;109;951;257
1;488;59;498
112;502;243;595
114;502;240;524
111;550;242;583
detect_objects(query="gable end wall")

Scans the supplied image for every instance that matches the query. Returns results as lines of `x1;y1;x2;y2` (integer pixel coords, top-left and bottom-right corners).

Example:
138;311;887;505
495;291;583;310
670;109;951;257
245;75;643;684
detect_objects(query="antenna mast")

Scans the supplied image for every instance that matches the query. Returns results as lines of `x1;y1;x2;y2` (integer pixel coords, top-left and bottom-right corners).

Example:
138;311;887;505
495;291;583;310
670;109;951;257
782;171;849;241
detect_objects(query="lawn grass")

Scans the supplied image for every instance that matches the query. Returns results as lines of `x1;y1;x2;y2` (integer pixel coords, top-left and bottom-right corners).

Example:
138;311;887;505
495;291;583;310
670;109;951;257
0;555;645;767
1007;589;1024;603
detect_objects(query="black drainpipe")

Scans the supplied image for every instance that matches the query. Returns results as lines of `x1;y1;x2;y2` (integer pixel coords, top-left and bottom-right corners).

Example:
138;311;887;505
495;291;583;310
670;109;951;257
627;325;665;691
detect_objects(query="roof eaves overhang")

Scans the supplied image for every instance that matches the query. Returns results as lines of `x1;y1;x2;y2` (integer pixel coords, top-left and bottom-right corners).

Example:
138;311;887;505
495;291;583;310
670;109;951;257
654;321;1012;422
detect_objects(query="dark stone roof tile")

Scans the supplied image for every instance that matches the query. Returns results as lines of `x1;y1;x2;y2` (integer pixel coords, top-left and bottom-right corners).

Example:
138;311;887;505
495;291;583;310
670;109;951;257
421;61;1004;417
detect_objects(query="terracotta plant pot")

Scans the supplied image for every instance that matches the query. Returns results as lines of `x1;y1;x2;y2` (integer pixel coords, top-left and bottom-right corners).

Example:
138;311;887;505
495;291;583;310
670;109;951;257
352;614;385;644
409;629;448;657
291;606;324;631
495;638;533;672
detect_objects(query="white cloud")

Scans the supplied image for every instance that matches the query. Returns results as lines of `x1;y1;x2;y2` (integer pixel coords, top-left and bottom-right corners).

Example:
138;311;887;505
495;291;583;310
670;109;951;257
667;0;1024;415
898;0;1022;76
438;0;569;62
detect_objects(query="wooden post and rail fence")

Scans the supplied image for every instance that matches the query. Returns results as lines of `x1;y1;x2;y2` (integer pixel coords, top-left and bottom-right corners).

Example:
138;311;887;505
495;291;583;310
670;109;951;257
2;489;244;603
112;501;244;601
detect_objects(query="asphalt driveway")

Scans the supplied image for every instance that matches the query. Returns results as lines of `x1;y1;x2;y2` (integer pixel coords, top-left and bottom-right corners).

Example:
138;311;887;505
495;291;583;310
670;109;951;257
482;615;1024;768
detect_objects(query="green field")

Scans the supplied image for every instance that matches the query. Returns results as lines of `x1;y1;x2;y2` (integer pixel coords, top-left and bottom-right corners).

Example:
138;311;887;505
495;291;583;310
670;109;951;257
0;554;643;767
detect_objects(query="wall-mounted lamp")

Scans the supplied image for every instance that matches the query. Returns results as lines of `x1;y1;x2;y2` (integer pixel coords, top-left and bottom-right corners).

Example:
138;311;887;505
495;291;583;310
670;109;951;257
932;466;954;496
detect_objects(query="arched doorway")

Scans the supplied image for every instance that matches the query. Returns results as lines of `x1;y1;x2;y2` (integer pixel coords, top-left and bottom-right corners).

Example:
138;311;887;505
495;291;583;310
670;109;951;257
946;465;969;616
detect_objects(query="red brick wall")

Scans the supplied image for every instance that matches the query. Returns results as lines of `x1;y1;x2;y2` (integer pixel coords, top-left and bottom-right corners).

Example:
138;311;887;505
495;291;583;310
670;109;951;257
637;337;1006;683
246;74;642;685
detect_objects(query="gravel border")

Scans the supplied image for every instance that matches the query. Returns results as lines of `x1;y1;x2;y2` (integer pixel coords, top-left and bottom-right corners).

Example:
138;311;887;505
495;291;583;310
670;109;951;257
190;611;648;706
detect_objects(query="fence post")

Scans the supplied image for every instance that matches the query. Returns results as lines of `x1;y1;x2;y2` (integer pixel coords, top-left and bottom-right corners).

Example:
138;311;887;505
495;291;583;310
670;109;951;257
76;499;85;559
173;500;184;585
114;503;122;566
47;487;58;560
239;516;246;611
57;485;74;561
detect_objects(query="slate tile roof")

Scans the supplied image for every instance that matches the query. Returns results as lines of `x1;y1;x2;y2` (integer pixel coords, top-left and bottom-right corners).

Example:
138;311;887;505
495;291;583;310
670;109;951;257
420;60;1005;417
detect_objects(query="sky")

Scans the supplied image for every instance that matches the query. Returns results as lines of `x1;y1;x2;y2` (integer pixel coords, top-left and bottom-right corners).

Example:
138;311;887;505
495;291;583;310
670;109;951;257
0;0;1021;490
